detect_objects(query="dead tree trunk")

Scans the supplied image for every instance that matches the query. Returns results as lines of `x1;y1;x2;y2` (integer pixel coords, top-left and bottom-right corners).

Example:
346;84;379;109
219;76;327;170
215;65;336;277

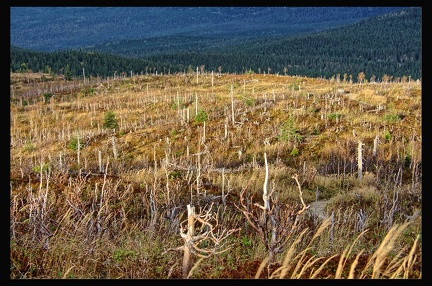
357;140;364;179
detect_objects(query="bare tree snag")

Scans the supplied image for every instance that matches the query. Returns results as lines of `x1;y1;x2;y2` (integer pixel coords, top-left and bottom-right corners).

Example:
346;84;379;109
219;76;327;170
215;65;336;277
235;153;310;276
263;152;270;211
111;136;117;160
231;84;235;124
98;150;103;173
195;93;198;116
373;135;379;157
163;203;239;278
77;134;80;166
357;140;364;179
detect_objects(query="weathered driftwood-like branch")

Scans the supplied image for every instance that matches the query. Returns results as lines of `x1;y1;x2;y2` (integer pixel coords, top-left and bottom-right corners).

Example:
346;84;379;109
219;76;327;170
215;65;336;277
164;202;240;278
291;174;310;215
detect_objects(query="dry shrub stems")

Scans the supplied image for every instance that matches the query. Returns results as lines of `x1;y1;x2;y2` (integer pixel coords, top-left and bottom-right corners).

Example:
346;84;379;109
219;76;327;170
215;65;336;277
10;71;421;278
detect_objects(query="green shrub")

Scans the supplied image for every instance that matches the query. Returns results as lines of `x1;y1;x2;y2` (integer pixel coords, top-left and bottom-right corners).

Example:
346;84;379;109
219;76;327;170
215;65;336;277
68;136;85;151
312;126;321;135
43;92;53;103
170;100;185;110
113;248;136;264
383;113;401;123
242;95;256;106
83;87;94;95
277;117;303;142
170;129;177;136
383;130;392;142
195;110;208;123
241;236;252;247
103;111;119;131
289;83;300;91
290;146;299;156
327;113;342;120
169;171;182;179
24;140;34;152
32;163;50;174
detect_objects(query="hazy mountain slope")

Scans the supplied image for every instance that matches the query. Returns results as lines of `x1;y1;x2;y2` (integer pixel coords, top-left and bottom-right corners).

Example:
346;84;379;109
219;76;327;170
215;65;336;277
10;7;404;52
86;7;421;60
10;7;421;80
216;7;422;68
89;7;421;79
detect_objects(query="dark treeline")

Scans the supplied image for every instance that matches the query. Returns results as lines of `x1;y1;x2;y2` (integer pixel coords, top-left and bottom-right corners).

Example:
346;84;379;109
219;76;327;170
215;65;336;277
10;46;162;79
10;7;421;81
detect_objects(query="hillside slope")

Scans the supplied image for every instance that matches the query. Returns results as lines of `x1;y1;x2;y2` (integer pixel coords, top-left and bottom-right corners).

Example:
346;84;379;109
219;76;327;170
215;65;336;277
10;7;404;51
9;72;422;278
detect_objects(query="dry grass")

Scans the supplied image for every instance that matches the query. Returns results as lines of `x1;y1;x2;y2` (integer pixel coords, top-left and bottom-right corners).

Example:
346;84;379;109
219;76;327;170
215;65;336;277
10;72;421;278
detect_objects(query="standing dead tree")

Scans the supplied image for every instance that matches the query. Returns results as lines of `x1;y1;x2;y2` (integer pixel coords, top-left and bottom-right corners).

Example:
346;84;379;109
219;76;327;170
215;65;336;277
235;153;309;276
357;140;364;179
164;203;240;278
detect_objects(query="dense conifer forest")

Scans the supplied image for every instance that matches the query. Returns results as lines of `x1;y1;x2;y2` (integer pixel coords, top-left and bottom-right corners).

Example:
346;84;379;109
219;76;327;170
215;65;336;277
10;7;421;81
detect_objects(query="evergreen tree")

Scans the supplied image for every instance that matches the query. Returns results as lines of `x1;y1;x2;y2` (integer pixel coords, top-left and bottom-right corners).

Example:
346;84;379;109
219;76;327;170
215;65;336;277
103;111;119;131
64;64;72;81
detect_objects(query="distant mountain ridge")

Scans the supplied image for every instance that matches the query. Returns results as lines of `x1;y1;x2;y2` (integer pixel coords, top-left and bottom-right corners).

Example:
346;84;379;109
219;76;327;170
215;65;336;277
10;7;421;80
10;7;405;52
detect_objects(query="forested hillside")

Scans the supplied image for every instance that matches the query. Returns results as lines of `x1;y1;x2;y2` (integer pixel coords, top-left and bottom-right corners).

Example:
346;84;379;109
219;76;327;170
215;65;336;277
10;7;404;52
121;7;421;80
10;7;421;82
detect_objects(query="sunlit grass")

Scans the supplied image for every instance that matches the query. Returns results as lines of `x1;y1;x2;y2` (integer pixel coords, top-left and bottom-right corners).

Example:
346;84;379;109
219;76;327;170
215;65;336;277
10;72;421;278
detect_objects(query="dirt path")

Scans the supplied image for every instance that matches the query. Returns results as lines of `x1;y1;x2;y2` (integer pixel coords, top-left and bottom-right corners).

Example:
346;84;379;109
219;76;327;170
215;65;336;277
308;200;329;220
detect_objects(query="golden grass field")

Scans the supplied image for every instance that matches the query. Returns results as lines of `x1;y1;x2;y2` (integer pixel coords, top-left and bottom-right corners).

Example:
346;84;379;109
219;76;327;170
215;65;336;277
10;71;421;278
